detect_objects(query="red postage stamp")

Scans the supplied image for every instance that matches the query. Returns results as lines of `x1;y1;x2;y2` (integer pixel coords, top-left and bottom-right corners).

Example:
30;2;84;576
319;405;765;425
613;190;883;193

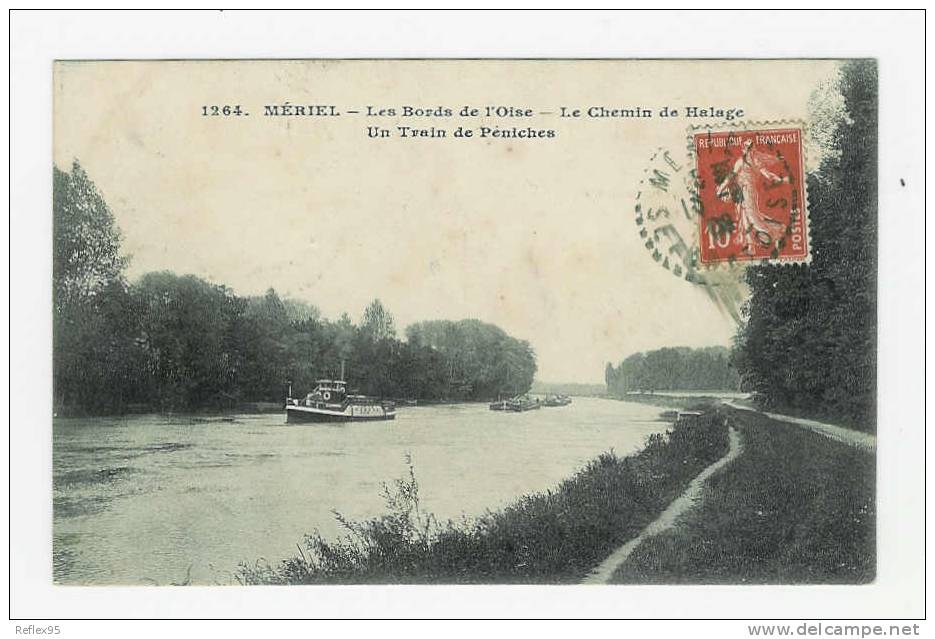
693;127;809;264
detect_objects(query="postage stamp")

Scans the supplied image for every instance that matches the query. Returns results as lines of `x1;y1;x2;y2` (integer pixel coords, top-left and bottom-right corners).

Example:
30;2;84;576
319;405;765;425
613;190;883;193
692;126;810;264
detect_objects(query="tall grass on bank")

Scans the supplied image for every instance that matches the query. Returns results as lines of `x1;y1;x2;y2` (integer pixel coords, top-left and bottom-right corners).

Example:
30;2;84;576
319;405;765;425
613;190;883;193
611;409;875;584
237;412;729;584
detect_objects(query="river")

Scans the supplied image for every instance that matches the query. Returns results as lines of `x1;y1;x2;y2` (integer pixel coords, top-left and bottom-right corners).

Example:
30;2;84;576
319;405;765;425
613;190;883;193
53;397;670;585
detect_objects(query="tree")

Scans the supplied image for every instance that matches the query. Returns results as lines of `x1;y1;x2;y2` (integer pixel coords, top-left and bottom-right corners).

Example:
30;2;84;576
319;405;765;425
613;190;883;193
53;160;137;413
732;60;877;430
605;346;740;395
133;272;245;409
405;319;537;400
361;298;396;341
237;288;293;401
604;362;616;389
53;161;128;310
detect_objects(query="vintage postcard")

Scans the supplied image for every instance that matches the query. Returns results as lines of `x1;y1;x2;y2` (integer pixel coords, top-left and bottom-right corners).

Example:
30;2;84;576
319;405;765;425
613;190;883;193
51;59;877;588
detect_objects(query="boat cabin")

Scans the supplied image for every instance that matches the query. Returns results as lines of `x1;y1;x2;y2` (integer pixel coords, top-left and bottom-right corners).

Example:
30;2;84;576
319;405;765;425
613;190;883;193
305;379;347;406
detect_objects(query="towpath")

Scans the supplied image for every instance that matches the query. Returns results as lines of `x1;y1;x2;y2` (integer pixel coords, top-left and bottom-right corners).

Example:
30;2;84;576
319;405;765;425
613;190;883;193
581;424;743;584
722;401;876;452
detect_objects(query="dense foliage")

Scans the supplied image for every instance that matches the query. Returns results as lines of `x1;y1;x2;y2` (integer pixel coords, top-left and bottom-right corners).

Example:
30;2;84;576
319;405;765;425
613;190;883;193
732;61;877;430
52;162;536;415
604;346;740;394
405;320;537;399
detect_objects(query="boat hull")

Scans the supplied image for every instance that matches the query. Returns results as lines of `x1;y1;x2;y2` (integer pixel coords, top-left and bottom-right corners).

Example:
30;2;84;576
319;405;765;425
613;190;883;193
508;401;541;412
285;404;396;423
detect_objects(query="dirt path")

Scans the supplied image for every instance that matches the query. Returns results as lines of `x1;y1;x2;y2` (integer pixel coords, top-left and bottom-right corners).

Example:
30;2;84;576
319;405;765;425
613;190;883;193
581;424;743;584
723;401;876;452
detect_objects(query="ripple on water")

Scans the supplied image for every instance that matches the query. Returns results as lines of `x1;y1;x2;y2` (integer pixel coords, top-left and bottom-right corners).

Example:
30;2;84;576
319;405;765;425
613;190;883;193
53;533;83;582
53;494;112;518
54;465;137;488
144;442;193;453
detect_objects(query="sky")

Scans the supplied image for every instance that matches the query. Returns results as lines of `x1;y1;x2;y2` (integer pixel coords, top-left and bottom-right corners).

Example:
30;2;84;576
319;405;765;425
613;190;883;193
53;60;841;382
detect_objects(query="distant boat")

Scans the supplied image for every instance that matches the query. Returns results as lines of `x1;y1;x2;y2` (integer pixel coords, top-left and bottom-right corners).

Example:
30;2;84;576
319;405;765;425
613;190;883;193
542;394;572;407
286;379;396;423
490;392;547;412
489;392;511;411
489;398;510;411
507;394;541;412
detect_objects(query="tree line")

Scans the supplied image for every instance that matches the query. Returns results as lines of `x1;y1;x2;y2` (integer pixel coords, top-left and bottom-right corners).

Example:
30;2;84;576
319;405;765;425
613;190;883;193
731;60;877;430
53;161;536;415
604;346;740;394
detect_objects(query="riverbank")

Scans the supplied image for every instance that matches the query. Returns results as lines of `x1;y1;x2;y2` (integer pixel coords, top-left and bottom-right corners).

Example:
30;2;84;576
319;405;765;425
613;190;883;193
236;409;730;584
236;399;875;585
605;392;727;411
582;425;744;584
611;407;875;584
53;401;286;418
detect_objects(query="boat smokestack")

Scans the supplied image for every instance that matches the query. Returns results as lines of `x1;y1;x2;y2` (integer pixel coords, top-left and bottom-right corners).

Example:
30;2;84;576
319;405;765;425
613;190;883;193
340;359;346;381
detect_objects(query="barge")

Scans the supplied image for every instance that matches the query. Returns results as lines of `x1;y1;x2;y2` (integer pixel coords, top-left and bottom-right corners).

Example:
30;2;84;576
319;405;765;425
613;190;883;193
490;393;545;412
542;394;572;407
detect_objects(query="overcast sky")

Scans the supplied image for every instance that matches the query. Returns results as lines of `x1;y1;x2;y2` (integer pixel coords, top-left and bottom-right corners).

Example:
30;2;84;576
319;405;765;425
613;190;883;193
54;60;840;382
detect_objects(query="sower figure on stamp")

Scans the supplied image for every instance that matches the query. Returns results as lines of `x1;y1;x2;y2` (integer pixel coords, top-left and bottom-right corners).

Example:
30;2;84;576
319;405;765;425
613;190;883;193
714;139;790;253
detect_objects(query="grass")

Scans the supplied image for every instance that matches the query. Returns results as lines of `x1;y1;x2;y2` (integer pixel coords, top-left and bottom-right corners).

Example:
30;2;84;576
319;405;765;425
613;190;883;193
237;411;729;584
611;409;875;584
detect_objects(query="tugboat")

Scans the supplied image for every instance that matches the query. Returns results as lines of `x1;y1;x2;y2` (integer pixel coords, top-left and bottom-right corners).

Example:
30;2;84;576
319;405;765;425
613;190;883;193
285;365;396;423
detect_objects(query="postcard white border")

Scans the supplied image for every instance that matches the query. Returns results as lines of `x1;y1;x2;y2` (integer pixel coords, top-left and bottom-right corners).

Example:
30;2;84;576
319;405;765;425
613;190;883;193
7;7;927;627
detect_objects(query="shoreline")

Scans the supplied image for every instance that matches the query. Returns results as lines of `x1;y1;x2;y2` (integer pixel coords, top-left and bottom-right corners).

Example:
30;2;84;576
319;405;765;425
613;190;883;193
237;409;731;585
236;402;875;585
583;424;744;584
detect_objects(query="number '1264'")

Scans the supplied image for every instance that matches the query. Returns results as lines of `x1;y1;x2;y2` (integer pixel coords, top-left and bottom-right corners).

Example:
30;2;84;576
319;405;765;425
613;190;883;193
202;105;247;116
